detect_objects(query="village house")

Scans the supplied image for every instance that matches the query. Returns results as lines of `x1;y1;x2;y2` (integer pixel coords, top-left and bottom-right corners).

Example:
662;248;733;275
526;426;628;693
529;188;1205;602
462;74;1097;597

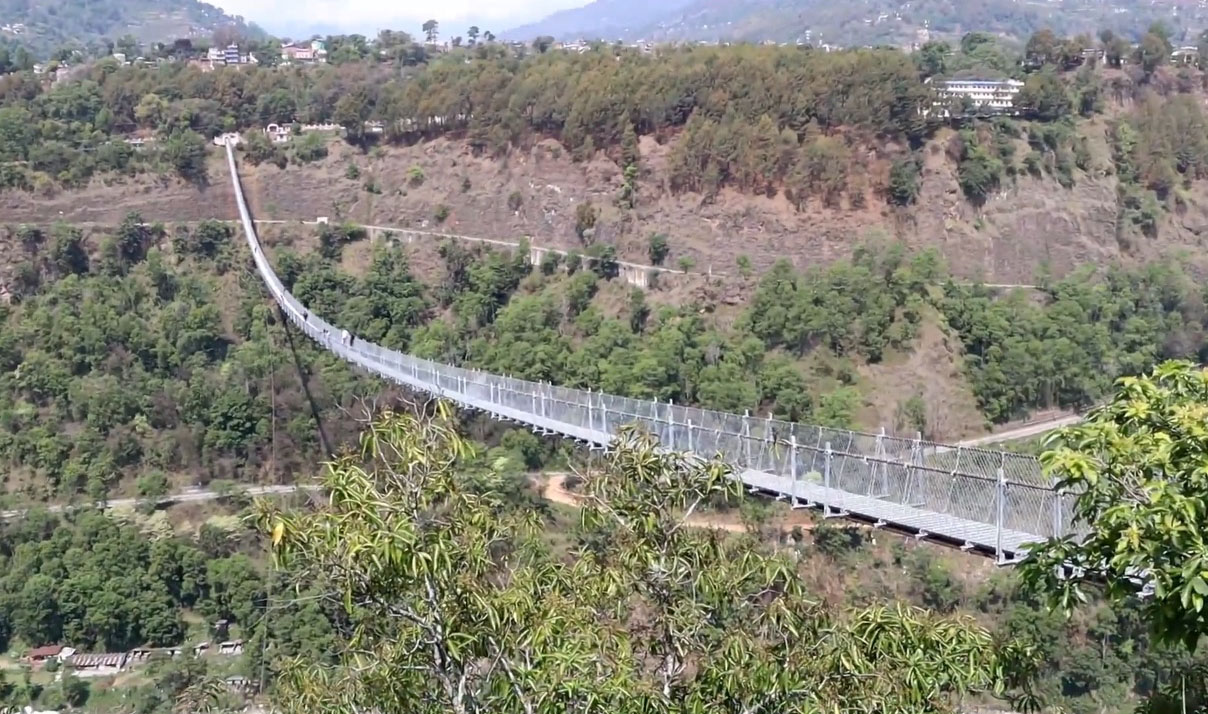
264;123;292;143
67;652;128;678
280;39;327;64
25;645;63;667
281;43;314;62
217;639;244;655
122;135;155;149
1172;46;1199;65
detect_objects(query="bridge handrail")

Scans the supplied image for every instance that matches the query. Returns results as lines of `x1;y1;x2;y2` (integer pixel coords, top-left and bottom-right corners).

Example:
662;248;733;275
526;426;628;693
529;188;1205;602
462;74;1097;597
224;143;1072;548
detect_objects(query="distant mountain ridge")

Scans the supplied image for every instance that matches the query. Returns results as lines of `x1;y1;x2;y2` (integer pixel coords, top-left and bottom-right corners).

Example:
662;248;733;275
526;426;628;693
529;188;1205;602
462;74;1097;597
503;0;1207;47
502;0;696;42
0;0;261;57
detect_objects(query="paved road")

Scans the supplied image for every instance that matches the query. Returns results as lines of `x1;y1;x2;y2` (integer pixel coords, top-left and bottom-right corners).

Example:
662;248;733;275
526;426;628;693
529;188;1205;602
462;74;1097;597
0;484;317;520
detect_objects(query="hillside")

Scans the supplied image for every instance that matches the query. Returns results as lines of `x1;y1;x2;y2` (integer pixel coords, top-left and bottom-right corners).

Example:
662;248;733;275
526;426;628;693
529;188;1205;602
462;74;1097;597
505;0;1208;46
6;35;1208;437
0;0;259;58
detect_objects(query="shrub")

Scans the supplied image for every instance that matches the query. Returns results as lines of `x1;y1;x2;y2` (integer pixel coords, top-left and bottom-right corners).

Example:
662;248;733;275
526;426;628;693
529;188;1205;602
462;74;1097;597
648;233;669;265
434;204;450;223
887;158;919;206
293;133;328;163
812;522;866;560
539;252;562;275
565;251;582;274
574;202;597;241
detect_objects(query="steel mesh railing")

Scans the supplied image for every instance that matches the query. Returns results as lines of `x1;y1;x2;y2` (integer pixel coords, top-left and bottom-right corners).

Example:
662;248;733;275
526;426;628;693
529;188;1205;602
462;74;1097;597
225;144;1071;559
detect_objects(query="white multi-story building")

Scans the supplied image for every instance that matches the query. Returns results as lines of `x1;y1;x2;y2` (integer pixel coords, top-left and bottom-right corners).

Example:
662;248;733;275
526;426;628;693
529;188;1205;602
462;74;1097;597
926;78;1025;116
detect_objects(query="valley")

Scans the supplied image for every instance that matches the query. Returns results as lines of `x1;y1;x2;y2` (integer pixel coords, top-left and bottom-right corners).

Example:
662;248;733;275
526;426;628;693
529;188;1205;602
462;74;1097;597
2;18;1208;714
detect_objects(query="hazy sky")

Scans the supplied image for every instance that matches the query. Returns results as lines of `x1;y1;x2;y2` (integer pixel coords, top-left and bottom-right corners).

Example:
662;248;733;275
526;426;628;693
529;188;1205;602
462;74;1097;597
206;0;586;37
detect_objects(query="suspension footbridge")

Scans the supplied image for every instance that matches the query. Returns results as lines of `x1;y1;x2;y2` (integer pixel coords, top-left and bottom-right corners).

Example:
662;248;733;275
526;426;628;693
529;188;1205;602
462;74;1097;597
225;145;1072;564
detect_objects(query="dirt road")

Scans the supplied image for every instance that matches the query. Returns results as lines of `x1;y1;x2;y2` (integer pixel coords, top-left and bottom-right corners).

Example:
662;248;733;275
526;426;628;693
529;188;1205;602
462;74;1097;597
541;473;816;534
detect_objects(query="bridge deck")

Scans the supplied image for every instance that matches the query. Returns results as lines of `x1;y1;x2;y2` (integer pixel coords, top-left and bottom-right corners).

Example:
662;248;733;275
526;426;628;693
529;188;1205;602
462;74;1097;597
361;355;1038;559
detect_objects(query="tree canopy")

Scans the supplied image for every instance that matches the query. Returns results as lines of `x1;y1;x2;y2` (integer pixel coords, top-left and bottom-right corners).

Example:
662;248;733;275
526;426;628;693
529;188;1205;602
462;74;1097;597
257;407;1039;714
1020;361;1208;652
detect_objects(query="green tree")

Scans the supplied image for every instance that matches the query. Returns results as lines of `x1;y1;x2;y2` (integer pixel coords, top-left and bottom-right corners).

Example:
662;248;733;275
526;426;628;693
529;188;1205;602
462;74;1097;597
136;471;169;499
1021;361;1208;651
334;88;372;146
423;20;439;44
1134;30;1172;75
1024;28;1062;67
916;40;949;78
574;202;598;243
957;141;1003;206
888;158;920;206
256;408;1039;714
242;131;285;168
161;131;207;183
1017;68;1072;121
620;117;639;169
49;225;89;276
647;233;669;265
134;92;168;129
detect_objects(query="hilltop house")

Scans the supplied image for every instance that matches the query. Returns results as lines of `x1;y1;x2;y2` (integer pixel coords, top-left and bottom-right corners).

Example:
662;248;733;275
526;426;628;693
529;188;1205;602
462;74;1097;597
281;39;328;64
925;77;1024;117
264;123;292;143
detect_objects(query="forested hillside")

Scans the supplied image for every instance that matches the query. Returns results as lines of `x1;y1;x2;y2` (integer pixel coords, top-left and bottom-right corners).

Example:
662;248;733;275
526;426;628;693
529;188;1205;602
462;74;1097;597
5;25;1208;440
0;0;257;59
4;209;1207;514
506;0;1208;47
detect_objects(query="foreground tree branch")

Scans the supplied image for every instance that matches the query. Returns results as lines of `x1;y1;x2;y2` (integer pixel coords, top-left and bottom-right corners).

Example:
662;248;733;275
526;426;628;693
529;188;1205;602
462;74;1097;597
257;406;1037;714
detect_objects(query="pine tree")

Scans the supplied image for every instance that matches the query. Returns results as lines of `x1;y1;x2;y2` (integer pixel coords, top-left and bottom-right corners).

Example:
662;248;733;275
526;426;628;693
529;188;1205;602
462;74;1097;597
620;116;639;169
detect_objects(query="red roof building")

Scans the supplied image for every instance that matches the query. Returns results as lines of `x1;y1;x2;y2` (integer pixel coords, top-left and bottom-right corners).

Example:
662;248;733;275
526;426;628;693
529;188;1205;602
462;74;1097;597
26;645;63;663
